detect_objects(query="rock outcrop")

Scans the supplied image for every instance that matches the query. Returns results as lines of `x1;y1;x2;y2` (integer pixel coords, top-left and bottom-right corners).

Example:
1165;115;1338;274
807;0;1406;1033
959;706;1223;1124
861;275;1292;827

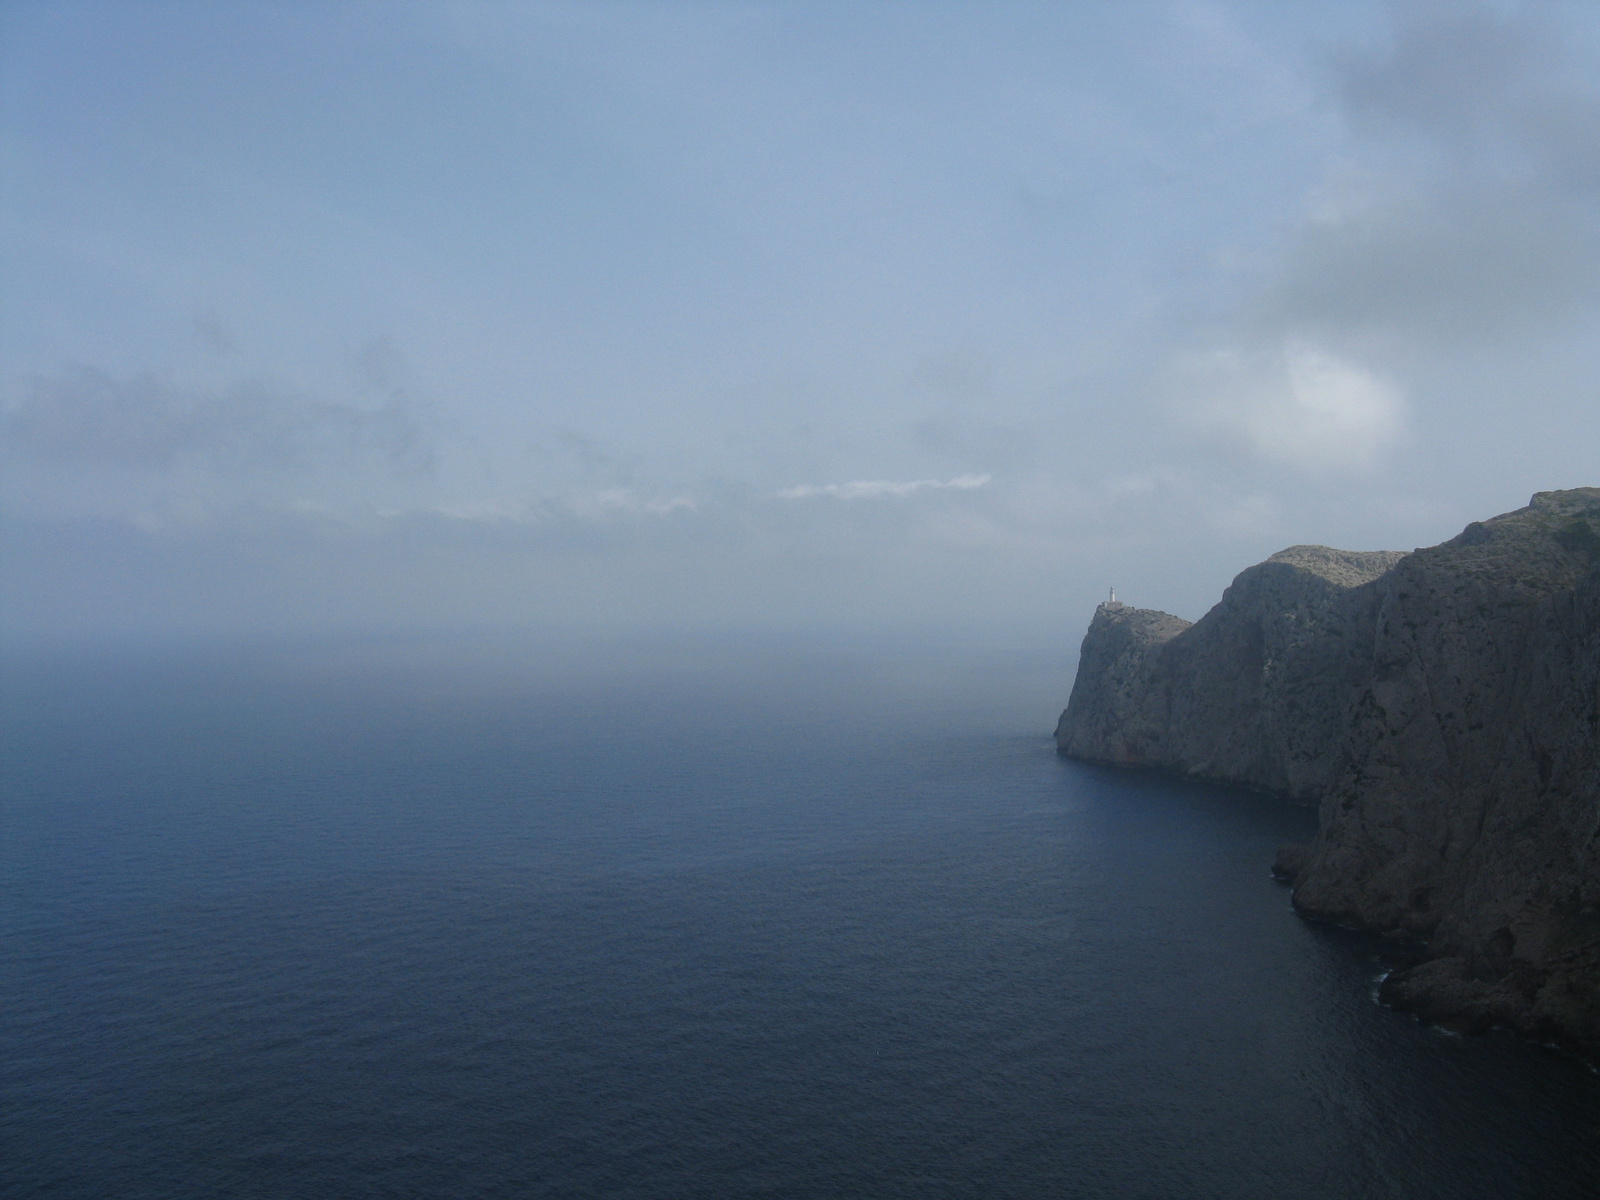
1056;489;1600;1053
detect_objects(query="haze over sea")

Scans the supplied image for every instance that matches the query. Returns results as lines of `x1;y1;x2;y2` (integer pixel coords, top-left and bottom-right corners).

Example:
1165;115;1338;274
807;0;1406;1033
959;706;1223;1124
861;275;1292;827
4;633;1598;1199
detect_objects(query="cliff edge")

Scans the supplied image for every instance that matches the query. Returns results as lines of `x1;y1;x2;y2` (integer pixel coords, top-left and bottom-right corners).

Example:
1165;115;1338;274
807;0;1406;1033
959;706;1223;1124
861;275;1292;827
1056;488;1600;1052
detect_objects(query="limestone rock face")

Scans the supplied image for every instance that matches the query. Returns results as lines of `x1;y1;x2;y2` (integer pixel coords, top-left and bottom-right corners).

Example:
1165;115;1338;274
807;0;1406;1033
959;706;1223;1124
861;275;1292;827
1056;488;1600;1052
1056;545;1407;800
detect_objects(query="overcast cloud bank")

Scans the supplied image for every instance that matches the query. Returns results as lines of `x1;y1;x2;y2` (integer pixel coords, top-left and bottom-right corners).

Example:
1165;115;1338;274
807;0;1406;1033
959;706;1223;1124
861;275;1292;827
777;475;991;501
2;2;1597;645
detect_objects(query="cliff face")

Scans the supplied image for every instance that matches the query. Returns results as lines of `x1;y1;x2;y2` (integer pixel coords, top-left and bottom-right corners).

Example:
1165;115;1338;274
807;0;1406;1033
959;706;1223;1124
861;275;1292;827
1057;546;1407;800
1056;489;1600;1052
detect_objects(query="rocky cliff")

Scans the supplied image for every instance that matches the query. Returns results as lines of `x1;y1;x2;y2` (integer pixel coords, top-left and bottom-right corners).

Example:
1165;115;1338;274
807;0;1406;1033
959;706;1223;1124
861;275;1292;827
1056;489;1600;1052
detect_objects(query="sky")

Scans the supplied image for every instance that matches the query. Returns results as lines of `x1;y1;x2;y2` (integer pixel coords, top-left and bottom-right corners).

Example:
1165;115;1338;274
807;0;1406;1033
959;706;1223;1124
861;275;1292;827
2;1;1598;646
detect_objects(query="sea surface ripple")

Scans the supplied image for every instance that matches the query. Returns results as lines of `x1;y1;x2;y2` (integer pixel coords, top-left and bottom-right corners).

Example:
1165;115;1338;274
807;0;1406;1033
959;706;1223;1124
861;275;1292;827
3;634;1598;1199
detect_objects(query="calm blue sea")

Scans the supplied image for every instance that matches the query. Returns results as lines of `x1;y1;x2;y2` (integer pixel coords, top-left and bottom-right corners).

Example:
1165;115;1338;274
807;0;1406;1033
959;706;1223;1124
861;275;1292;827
3;633;1598;1199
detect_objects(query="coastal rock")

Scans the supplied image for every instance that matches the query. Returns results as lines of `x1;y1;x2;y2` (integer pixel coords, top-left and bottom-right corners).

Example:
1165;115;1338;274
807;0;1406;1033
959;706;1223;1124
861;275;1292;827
1272;843;1311;884
1056;544;1407;800
1057;488;1600;1053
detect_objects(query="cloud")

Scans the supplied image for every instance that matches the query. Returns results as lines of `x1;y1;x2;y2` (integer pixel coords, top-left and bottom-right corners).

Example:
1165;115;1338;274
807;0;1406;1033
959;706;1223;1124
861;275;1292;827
0;367;435;525
592;488;698;515
775;474;992;500
192;312;237;355
1178;340;1406;472
1279;0;1600;346
3;367;430;475
1161;2;1597;476
1333;1;1548;140
1260;179;1600;346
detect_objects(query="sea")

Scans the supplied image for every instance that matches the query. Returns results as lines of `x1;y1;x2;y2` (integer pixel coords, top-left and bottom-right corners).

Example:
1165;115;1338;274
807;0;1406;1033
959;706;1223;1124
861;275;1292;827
3;631;1599;1199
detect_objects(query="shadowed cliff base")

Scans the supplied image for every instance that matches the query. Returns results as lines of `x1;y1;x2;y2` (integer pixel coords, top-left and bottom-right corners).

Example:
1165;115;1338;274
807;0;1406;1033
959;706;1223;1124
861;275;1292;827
1056;488;1600;1055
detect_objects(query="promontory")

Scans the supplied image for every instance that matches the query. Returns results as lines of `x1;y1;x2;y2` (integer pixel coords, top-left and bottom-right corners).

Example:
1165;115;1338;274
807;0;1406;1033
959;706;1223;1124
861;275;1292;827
1056;488;1600;1053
